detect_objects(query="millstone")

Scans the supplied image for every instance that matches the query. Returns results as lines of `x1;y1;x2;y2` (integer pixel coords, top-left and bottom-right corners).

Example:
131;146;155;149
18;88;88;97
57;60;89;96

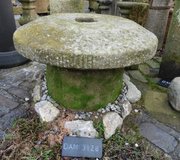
13;13;158;111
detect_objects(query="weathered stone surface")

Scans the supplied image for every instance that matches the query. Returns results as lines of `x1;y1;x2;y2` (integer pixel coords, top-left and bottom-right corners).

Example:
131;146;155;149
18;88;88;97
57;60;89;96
145;0;171;49
128;70;148;83
0;105;28;130
138;64;151;76
140;123;178;153
122;100;132;119
0;95;19;117
123;73;130;81
0;62;45;139
35;101;60;122
8;87;30;100
172;143;180;159
168;77;180;111
64;120;98;138
146;59;160;69
159;0;180;80
14;13;158;69
125;80;141;103
32;84;41;102
103;112;123;139
0;95;19;109
50;0;87;14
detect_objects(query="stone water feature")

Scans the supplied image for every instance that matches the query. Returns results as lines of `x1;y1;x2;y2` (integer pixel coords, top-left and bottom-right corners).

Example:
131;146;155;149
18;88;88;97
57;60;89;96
13;13;158;111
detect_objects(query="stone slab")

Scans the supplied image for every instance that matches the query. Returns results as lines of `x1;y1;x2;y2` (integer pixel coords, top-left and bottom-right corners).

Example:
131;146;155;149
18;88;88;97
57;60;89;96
0;105;28;130
8;87;30;100
146;59;160;69
140;123;178;153
0;95;19;117
128;70;148;83
171;143;180;159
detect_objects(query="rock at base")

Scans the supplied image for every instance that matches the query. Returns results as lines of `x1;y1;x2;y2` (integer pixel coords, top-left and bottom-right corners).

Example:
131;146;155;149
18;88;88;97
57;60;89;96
122;100;132;119
103;112;123;139
123;74;141;103
168;77;180;111
35;101;60;122
64;120;98;138
32;84;41;102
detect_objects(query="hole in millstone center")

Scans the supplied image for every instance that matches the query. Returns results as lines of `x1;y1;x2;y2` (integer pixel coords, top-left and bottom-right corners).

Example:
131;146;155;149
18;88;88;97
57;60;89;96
75;17;96;23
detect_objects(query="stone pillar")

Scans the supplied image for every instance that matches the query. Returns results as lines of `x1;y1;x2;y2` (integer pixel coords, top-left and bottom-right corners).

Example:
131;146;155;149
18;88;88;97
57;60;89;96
49;0;89;14
116;1;149;26
0;0;28;68
97;0;114;15
89;0;99;13
145;0;172;50
18;0;39;25
159;0;180;80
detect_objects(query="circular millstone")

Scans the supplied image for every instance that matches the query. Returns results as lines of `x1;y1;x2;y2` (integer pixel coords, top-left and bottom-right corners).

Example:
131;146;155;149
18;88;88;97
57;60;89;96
46;65;123;111
14;13;158;69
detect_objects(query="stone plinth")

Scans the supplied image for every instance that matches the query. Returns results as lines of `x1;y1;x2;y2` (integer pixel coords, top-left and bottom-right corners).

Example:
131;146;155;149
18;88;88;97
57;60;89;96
18;0;39;25
14;13;158;110
145;0;171;49
49;0;88;14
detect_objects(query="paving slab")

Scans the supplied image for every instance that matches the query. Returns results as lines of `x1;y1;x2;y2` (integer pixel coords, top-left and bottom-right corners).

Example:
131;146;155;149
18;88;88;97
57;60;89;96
140;122;178;153
172;143;180;159
0;62;45;139
146;59;160;69
128;70;148;83
0;95;19;108
0;104;28;130
7;87;30;100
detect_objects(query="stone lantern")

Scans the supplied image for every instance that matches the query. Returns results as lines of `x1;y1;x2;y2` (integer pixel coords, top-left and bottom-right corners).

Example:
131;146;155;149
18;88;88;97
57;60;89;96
18;0;39;25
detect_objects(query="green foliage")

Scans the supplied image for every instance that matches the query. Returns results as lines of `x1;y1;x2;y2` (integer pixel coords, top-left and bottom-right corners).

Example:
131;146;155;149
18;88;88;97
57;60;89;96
13;117;46;140
25;148;54;160
94;120;104;138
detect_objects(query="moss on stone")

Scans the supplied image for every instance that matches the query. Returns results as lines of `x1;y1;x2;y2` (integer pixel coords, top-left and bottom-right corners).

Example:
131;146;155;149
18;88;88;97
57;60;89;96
144;90;180;132
129;3;149;26
46;65;123;111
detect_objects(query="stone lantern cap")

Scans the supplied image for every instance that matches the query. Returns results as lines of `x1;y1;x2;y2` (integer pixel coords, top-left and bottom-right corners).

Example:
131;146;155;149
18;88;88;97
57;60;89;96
14;13;158;69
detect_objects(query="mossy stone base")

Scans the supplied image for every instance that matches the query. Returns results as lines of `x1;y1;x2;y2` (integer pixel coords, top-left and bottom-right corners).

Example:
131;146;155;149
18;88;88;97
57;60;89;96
46;65;123;111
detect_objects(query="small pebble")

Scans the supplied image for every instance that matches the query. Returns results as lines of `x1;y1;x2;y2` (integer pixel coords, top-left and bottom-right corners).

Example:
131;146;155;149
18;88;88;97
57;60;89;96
25;97;30;101
125;142;129;146
134;109;139;113
135;143;139;147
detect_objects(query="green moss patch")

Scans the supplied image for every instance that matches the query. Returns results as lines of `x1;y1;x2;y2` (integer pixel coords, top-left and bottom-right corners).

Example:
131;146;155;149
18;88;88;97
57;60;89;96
144;90;180;132
46;65;123;111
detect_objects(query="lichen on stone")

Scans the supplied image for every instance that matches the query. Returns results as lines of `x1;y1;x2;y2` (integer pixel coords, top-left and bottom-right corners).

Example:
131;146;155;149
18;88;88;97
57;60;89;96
14;13;158;69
